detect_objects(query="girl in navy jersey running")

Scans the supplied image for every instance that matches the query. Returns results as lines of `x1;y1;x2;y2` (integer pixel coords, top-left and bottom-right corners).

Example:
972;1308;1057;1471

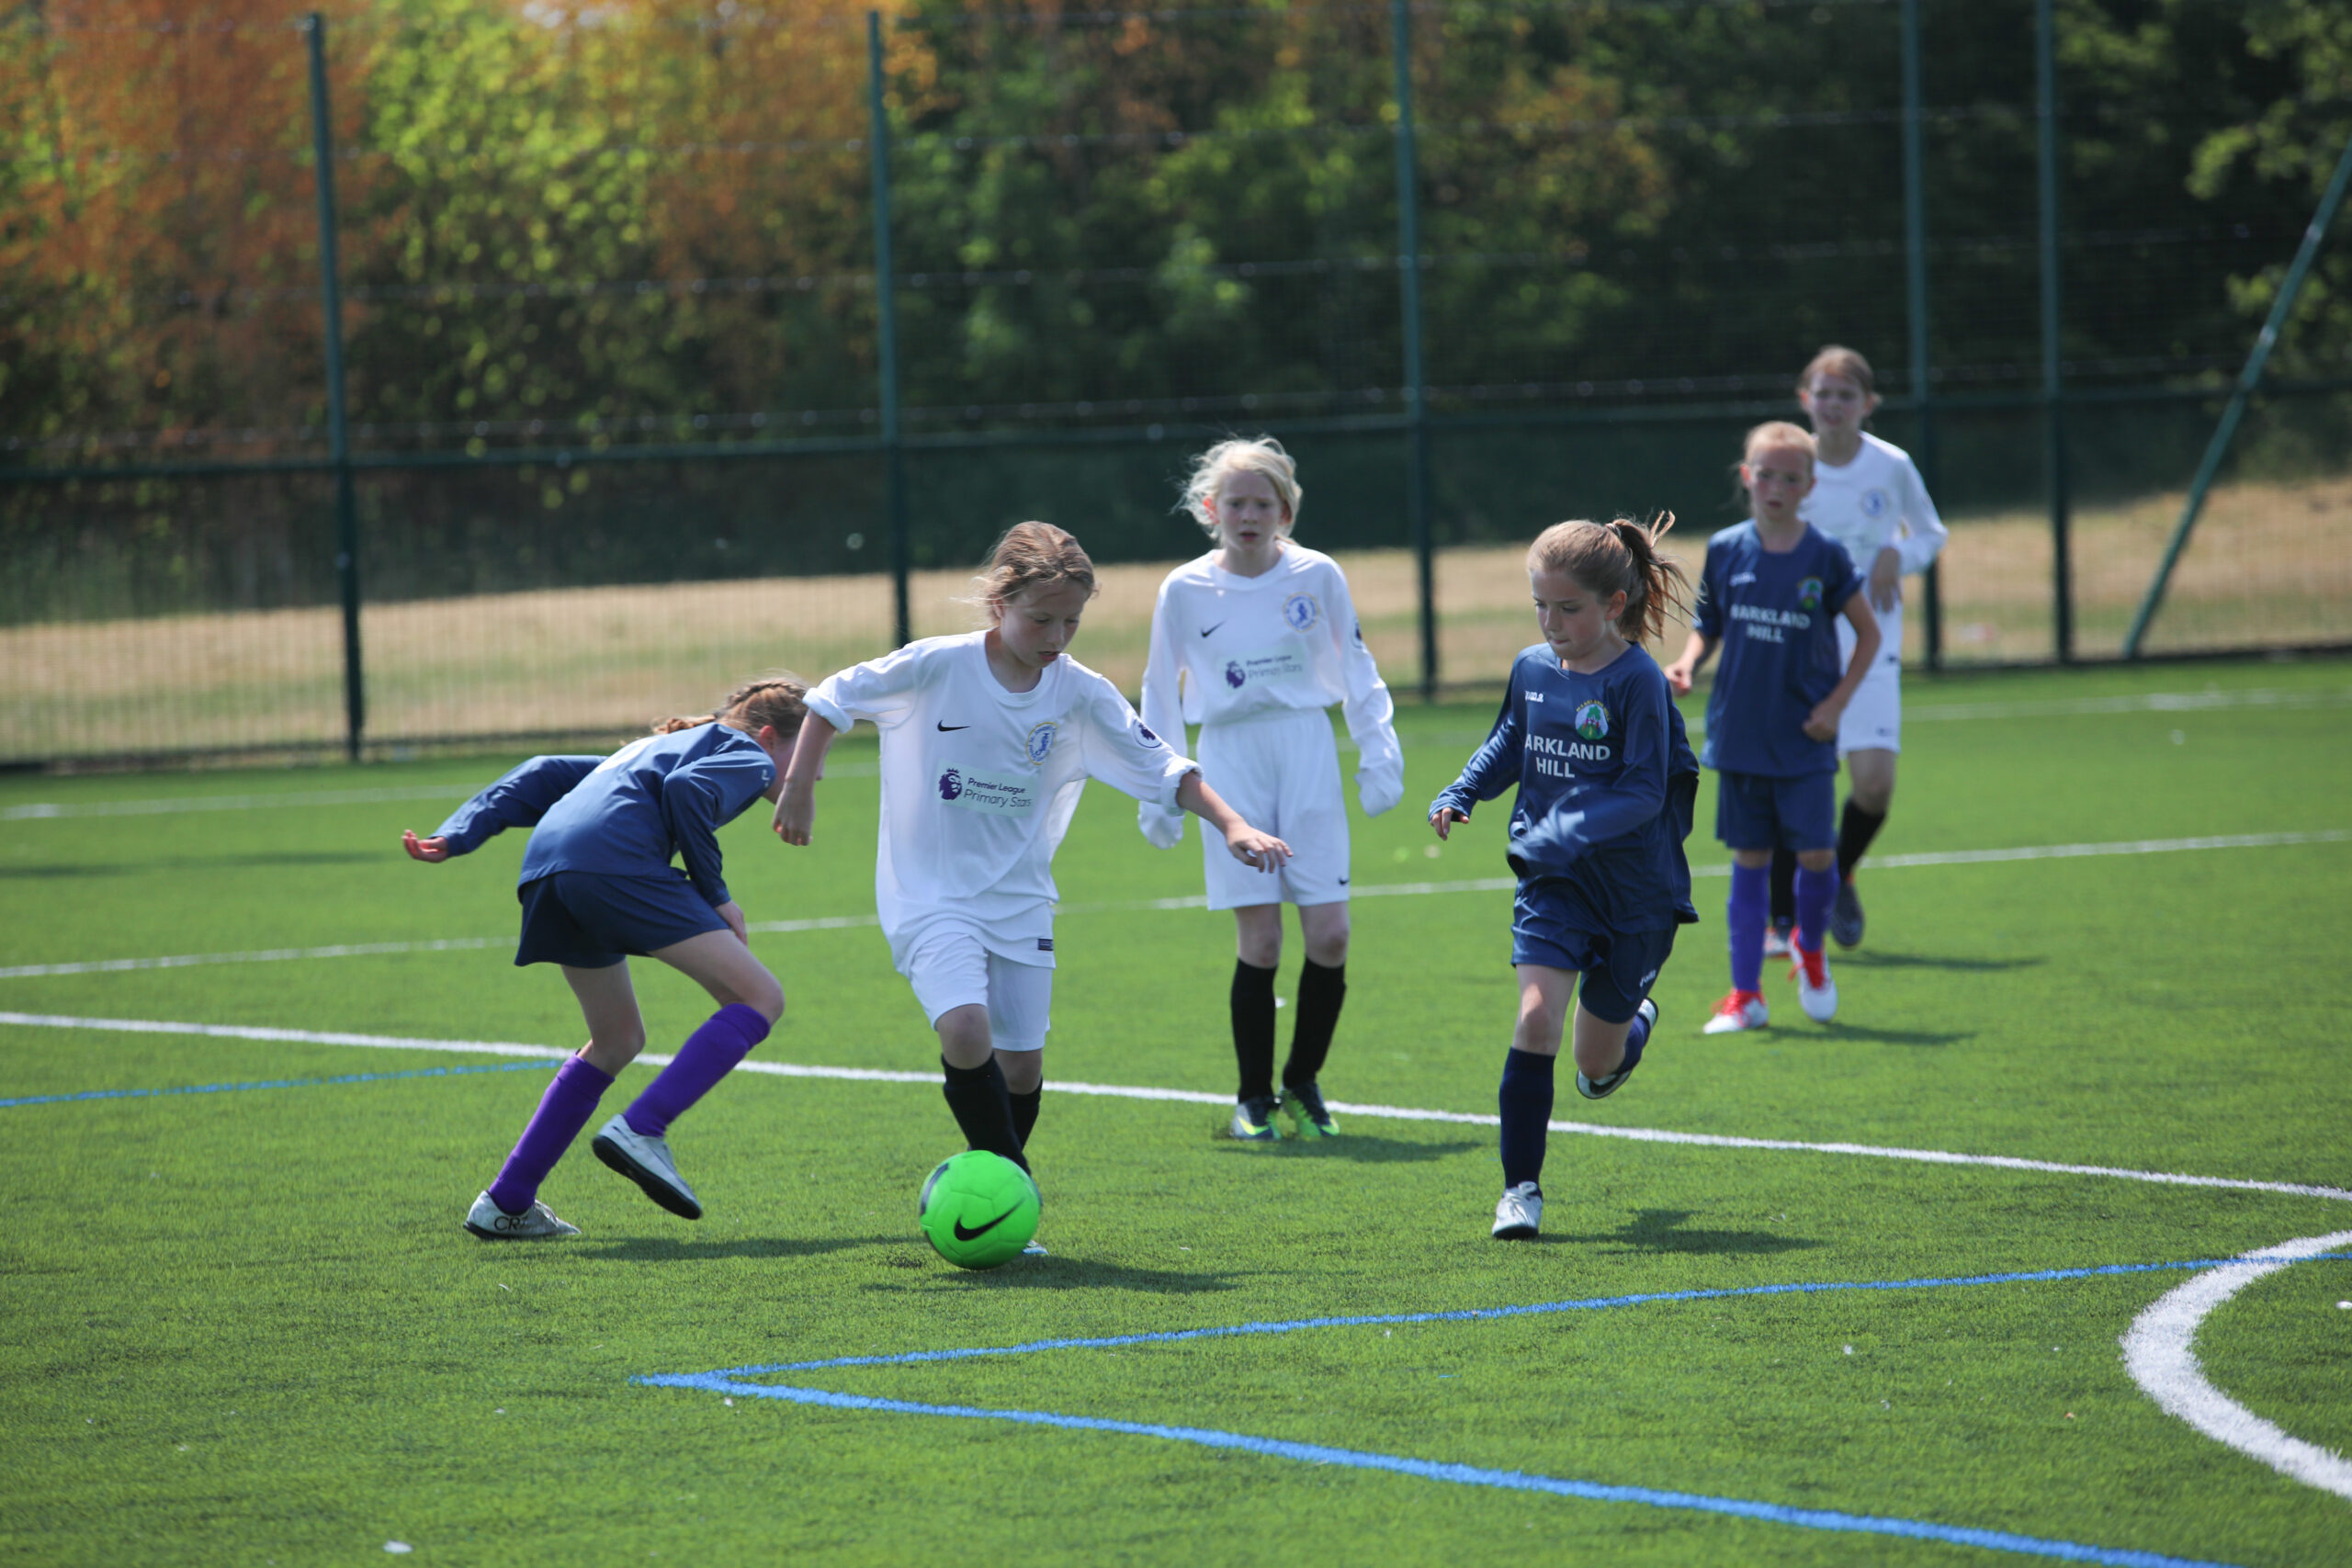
1667;423;1882;1035
773;523;1288;1218
1139;438;1404;1143
1765;345;1950;953
1430;517;1697;1241
405;678;808;1240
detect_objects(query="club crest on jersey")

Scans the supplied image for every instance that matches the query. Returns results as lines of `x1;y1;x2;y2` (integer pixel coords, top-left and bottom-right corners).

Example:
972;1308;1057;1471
1574;700;1610;741
1282;592;1319;632
1225;660;1246;690
1137;725;1162;748
937;768;964;801
1797;577;1823;612
1023;721;1059;765
1861;488;1891;518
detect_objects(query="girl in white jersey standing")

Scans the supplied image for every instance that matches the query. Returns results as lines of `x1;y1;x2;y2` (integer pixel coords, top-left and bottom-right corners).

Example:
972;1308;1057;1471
773;523;1289;1218
1138;438;1405;1142
1767;345;1949;953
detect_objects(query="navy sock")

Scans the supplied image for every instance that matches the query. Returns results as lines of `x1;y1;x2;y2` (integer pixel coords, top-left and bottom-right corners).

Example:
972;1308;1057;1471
1795;863;1837;954
1498;1048;1555;1191
1231;959;1277;1101
1619;1004;1654;1072
1728;862;1768;992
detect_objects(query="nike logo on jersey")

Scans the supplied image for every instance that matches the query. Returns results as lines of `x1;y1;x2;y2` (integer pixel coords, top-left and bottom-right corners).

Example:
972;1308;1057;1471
1199;622;1225;637
953;1206;1018;1242
936;722;970;731
1339;876;1349;886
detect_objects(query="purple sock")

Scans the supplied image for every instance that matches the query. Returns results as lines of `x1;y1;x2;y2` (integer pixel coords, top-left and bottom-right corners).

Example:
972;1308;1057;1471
487;1055;614;1215
1794;863;1836;954
1728;862;1768;992
1498;1048;1555;1190
624;1003;772;1139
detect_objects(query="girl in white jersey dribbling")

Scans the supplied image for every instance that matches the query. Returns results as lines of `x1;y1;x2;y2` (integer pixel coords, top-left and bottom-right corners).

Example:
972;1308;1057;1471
1138;438;1405;1142
773;523;1290;1230
1767;345;1949;953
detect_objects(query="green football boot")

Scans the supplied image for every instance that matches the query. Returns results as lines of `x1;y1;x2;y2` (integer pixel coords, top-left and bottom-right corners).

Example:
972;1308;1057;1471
1280;1080;1339;1139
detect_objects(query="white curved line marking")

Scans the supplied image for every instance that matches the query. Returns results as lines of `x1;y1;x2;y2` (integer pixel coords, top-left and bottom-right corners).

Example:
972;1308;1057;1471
2121;1229;2352;1500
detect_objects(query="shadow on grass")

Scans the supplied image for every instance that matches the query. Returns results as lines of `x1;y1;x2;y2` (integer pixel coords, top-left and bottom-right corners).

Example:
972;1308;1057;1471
1815;1022;1974;1047
580;1232;902;1263
1839;950;2045;974
1210;1134;1485;1165
1553;1208;1824;1258
0;851;380;879
873;1256;1248;1296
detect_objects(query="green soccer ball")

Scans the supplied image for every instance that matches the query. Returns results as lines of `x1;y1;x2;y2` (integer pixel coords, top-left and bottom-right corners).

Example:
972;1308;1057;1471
918;1150;1041;1270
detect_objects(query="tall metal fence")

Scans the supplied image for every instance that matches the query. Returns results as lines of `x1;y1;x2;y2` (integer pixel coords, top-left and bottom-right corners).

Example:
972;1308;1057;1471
6;0;2349;767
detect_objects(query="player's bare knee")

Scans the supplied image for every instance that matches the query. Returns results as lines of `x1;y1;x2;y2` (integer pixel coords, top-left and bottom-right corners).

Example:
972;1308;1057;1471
737;971;786;1023
1797;849;1837;873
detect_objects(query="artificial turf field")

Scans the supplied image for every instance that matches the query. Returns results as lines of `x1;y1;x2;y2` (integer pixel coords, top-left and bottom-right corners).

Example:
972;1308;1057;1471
1;655;2347;1567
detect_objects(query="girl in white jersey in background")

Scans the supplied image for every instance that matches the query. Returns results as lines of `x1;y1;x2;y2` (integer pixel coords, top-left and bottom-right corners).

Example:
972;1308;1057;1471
1138;438;1404;1143
773;523;1289;1219
1767;345;1949;953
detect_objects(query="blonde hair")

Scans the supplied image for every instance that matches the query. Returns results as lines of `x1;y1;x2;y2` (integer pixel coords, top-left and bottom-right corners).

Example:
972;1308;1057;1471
969;521;1099;623
1180;436;1302;536
653;675;809;739
1742;420;1817;468
1799;344;1877;400
1527;514;1690;645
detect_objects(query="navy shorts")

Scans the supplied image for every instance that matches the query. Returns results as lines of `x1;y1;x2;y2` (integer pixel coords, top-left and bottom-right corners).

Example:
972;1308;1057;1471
1510;880;1679;1025
1713;769;1837;853
514;873;729;970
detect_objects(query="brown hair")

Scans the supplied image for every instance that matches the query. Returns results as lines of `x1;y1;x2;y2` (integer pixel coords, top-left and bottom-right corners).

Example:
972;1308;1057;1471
1526;514;1690;645
1180;436;1303;535
653;675;809;739
1799;344;1877;401
1742;420;1817;468
970;521;1099;622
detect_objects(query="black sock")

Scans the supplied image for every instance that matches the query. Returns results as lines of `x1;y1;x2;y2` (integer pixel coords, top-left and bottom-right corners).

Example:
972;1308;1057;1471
1010;1087;1041;1150
1769;847;1797;927
940;1055;1028;1171
1498;1048;1555;1191
1838;800;1888;880
1231;959;1277;1101
1282;960;1346;1090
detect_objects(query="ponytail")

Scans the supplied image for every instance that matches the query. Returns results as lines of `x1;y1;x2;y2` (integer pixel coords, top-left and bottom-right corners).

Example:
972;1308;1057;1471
653;674;809;739
1526;513;1690;645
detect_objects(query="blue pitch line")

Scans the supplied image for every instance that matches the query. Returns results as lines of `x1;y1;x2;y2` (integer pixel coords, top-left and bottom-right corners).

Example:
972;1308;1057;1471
633;1374;2242;1568
706;1255;2352;1377
0;1059;558;1109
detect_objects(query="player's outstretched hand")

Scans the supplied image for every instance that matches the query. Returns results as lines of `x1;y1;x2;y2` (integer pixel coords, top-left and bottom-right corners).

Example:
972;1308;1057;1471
1430;807;1469;841
402;830;450;863
772;783;816;846
1664;660;1695;696
1223;822;1292;873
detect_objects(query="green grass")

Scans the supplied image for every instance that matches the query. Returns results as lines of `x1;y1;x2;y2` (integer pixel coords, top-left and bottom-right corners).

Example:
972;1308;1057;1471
2;656;2349;1566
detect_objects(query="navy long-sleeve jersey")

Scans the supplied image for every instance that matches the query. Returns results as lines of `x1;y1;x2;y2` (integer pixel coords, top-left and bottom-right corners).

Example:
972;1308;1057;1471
1430;643;1700;933
431;724;776;908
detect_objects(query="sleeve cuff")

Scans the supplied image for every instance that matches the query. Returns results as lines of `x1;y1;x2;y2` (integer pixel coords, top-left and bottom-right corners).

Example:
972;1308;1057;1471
805;691;854;735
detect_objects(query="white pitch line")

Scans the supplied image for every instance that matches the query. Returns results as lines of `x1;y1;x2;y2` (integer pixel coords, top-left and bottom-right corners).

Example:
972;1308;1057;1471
2120;1229;2352;1500
6;1010;2346;1208
6;826;2343;983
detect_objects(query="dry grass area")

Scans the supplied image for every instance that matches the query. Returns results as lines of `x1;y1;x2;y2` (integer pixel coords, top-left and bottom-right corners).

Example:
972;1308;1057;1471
6;475;2347;760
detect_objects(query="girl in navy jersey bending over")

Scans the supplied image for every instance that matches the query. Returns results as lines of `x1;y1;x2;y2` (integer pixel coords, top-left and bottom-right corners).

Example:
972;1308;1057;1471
1430;517;1698;1241
405;678;808;1240
772;524;1288;1229
1139;437;1404;1143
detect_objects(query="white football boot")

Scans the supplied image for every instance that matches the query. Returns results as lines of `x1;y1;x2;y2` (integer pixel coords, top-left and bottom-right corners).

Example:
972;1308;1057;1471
1702;990;1770;1034
591;1113;702;1220
464;1190;580;1240
1794;944;1839;1023
1491;1182;1543;1240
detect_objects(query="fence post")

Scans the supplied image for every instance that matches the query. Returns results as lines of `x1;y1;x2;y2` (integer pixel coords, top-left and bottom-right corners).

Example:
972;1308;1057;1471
2123;131;2352;658
866;11;910;649
2035;0;2071;662
1389;0;1437;701
1900;0;1941;670
304;13;364;760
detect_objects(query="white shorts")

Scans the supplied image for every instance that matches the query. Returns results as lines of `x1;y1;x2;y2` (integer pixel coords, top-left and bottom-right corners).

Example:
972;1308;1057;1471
896;917;1054;1051
1837;598;1903;756
1196;708;1351;910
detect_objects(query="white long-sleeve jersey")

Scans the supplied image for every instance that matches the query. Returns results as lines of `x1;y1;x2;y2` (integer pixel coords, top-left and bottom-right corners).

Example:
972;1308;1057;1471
1140;544;1401;776
1801;431;1949;579
806;631;1196;954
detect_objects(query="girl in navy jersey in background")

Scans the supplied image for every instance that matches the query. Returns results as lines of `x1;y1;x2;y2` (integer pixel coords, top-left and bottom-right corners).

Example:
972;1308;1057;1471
1431;516;1697;1241
772;523;1287;1225
406;678;807;1240
1139;438;1404;1143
